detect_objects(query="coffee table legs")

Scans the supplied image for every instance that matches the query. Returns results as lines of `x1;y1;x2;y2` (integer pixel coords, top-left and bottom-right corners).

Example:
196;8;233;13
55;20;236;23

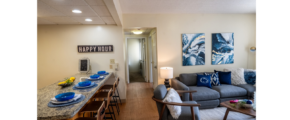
223;108;230;120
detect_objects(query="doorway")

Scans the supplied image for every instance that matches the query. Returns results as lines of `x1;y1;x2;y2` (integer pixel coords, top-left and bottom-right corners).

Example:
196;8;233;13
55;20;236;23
124;28;157;87
127;38;146;82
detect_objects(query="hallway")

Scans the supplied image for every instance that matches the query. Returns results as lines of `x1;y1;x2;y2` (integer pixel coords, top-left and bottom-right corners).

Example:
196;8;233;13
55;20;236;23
129;72;146;82
115;82;159;120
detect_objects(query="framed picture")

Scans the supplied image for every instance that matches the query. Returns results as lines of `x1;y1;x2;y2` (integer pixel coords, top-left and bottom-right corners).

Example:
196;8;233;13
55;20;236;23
211;33;234;65
182;33;205;66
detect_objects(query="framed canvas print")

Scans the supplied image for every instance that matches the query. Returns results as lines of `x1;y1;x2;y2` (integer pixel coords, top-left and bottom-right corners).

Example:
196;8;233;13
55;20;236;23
211;33;234;65
182;33;205;66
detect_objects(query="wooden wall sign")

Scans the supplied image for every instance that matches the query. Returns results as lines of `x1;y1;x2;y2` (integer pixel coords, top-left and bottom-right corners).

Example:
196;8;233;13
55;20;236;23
78;45;113;53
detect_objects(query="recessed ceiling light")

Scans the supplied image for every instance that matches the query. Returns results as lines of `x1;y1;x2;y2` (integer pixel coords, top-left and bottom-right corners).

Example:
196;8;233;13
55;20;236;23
72;10;82;13
85;19;92;22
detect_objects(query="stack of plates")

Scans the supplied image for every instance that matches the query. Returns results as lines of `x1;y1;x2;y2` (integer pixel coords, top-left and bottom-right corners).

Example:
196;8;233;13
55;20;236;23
50;94;82;104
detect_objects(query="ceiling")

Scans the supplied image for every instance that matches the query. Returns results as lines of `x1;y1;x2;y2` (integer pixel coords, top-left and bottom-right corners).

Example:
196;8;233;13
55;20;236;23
38;0;256;25
124;28;153;35
120;0;256;14
37;0;116;25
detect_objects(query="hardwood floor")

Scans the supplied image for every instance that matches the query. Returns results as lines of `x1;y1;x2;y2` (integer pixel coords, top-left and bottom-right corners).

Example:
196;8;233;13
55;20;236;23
112;82;159;120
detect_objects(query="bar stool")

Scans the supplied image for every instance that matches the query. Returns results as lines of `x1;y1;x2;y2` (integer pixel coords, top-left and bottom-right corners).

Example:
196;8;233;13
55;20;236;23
91;81;119;117
100;78;122;106
77;89;114;120
75;101;106;120
97;78;120;115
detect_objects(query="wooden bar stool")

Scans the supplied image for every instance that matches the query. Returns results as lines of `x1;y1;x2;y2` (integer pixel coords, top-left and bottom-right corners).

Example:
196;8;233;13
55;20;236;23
77;89;114;120
75;101;106;120
100;78;122;105
99;79;120;115
92;81;119;117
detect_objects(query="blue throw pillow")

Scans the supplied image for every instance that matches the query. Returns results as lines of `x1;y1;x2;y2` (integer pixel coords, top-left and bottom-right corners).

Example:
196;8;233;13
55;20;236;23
197;75;212;88
204;72;221;86
244;69;256;85
214;70;231;85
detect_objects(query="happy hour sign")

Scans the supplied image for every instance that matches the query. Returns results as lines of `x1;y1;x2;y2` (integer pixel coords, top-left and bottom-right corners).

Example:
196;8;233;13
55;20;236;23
78;45;113;53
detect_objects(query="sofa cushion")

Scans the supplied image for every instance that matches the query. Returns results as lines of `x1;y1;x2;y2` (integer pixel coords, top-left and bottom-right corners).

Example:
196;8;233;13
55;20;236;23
236;84;256;97
212;84;247;98
179;73;203;86
188;86;220;101
167;101;200;120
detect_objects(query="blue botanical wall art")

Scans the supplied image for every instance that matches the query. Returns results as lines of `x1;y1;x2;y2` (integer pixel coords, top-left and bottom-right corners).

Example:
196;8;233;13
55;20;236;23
212;33;234;65
182;33;205;66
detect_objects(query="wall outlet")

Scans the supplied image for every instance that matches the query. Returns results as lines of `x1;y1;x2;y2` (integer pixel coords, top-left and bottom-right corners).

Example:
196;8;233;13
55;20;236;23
110;65;113;69
110;59;115;64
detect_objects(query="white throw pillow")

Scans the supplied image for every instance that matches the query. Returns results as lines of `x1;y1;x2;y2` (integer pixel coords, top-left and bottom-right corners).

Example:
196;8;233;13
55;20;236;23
163;88;182;119
224;68;247;85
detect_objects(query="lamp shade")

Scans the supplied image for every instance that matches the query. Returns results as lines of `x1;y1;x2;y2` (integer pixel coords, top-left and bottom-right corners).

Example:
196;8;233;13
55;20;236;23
160;67;173;79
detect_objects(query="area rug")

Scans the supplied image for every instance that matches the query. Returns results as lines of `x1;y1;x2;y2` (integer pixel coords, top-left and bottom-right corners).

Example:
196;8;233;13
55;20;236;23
199;107;256;120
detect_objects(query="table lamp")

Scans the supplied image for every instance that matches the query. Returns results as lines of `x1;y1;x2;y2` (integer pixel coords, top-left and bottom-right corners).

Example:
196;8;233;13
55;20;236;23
160;67;173;88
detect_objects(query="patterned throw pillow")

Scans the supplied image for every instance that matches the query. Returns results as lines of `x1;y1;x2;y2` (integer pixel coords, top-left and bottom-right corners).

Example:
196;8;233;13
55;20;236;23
244;69;256;85
204;72;221;86
197;74;212;88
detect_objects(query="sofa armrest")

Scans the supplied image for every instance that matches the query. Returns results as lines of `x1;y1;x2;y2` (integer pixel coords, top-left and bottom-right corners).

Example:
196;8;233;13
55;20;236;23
171;78;190;101
171;78;189;90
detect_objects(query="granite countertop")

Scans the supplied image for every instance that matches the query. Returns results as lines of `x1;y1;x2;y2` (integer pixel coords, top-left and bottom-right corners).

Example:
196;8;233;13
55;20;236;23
37;72;113;120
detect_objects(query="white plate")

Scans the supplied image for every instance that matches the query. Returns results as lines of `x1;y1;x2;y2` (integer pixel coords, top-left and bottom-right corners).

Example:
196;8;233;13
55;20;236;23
88;76;104;80
51;94;81;104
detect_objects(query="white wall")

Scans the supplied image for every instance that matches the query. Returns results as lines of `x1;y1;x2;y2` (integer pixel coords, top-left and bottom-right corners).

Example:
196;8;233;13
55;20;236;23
127;38;140;72
123;14;256;88
37;25;126;99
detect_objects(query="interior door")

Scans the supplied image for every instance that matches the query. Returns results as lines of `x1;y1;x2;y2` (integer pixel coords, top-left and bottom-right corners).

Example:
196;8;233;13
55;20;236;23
141;38;147;81
148;37;153;83
151;32;158;89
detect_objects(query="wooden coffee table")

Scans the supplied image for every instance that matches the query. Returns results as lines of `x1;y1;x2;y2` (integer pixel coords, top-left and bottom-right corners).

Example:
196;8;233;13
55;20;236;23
220;100;256;120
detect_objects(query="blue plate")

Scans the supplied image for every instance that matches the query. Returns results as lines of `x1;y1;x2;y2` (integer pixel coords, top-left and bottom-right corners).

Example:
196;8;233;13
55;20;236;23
97;72;109;75
90;74;100;79
73;83;98;90
78;81;91;87
48;95;85;107
55;92;75;101
98;71;106;74
75;82;95;88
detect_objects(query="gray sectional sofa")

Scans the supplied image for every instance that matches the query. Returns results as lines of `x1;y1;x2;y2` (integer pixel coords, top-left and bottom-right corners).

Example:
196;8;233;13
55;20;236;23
171;72;256;109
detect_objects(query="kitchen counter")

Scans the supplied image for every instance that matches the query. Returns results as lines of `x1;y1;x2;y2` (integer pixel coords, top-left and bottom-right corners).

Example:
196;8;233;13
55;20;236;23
37;72;114;120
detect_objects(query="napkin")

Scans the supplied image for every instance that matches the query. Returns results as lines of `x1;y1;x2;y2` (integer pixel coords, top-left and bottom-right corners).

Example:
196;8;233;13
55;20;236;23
51;94;82;104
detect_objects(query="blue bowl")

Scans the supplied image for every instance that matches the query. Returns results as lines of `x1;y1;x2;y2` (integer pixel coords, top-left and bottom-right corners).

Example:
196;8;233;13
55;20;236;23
55;92;75;101
78;81;91;87
98;71;106;74
90;74;100;79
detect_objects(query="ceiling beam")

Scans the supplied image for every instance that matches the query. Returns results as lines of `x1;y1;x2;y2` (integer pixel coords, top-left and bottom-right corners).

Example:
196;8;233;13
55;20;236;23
103;0;123;26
